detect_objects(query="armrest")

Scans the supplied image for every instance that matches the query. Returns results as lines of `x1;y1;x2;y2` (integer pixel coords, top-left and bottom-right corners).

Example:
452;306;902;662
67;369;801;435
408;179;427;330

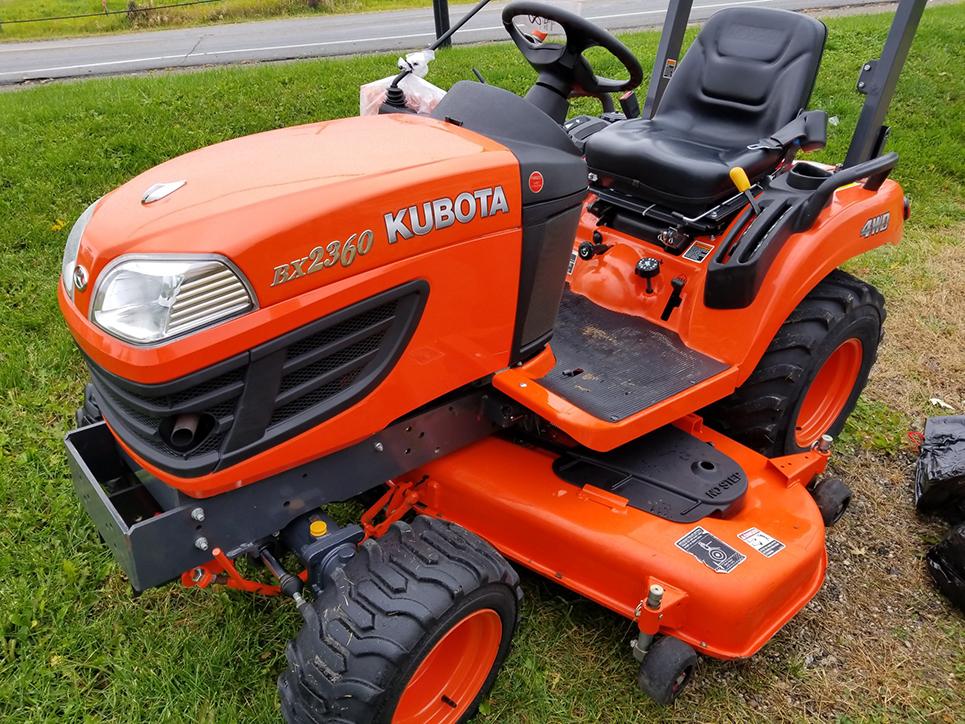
749;110;828;153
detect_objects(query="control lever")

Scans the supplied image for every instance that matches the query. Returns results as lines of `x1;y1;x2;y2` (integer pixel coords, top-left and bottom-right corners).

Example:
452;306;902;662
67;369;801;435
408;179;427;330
661;276;686;321
577;230;612;260
634;257;661;294
729;167;762;215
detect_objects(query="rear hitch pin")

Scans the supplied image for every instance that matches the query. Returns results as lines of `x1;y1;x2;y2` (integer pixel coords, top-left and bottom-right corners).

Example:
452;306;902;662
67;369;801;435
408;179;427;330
814;434;834;453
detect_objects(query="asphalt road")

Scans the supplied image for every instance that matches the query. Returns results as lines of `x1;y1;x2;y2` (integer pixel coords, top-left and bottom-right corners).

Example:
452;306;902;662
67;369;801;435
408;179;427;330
0;0;882;85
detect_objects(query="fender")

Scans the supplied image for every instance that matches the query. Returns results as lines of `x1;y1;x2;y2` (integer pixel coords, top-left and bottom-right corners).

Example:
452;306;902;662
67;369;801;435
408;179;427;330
705;178;905;386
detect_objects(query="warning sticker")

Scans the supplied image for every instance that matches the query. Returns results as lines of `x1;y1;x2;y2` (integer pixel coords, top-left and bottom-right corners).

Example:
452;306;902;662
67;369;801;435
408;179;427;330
675;527;746;573
682;241;714;263
662;58;677;79
738;528;785;557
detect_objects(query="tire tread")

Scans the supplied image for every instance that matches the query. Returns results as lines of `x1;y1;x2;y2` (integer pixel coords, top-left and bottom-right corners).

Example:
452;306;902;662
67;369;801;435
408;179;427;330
279;516;520;723
703;270;885;455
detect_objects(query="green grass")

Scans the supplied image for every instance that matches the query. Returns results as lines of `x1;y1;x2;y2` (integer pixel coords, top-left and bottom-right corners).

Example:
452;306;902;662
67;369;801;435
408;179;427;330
1;5;964;722
0;0;431;41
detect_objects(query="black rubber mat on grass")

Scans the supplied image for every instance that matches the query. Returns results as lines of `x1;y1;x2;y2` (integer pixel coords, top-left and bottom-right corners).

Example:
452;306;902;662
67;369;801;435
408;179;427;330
539;291;728;422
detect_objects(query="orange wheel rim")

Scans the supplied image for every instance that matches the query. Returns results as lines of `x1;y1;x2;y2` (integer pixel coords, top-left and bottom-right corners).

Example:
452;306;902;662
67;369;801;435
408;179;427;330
393;608;502;724
795;338;863;447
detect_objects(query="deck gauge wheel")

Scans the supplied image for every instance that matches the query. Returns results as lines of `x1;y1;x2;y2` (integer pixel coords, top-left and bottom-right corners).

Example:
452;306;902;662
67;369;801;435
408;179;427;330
636;636;698;705
810;476;853;527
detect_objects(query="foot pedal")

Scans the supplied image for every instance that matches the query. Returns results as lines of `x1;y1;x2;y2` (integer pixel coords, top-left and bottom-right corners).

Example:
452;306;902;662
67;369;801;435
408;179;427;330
553;426;747;522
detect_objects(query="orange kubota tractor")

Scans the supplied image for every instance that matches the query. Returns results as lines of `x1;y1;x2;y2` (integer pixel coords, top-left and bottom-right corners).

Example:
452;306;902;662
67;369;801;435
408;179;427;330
60;0;926;720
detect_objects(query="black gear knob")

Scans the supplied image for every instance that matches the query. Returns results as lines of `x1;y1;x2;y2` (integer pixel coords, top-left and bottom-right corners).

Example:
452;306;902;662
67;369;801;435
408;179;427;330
577;230;612;261
635;256;661;294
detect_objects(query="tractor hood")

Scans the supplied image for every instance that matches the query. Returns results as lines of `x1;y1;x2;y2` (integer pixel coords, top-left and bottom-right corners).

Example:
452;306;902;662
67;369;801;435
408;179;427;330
72;113;522;310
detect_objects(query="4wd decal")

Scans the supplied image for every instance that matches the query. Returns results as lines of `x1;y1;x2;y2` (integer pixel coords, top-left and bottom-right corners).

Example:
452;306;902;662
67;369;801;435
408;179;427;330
859;211;890;238
384;186;509;244
675;527;746;573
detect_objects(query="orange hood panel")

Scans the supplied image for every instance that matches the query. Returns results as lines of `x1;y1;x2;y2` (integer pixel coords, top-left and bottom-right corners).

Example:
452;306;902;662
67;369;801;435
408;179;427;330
73;113;520;310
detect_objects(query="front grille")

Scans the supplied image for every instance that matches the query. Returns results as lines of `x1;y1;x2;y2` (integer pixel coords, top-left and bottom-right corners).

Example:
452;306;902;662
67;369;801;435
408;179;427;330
87;281;428;477
168;262;253;338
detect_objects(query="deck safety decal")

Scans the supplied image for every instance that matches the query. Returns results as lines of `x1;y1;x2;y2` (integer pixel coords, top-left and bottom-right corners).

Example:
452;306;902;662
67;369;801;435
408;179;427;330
738;527;785;557
675;527;746;573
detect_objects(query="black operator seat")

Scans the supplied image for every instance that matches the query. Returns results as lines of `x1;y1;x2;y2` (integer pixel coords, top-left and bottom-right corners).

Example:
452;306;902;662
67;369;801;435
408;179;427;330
583;8;828;216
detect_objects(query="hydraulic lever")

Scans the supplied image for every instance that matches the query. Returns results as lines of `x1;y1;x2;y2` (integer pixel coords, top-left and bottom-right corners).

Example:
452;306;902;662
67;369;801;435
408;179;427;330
661;276;686;321
729;167;762;215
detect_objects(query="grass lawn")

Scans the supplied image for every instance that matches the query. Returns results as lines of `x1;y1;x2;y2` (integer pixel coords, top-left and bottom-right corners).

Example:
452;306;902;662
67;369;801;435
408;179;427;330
1;4;964;722
0;0;431;41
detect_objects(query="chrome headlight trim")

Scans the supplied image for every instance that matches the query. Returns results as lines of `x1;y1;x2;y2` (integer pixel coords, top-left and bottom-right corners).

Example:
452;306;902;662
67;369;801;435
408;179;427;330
89;253;258;346
62;199;101;298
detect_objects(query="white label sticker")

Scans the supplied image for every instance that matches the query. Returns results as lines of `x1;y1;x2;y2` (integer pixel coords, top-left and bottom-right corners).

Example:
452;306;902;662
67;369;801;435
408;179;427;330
738;527;785;557
567;250;578;275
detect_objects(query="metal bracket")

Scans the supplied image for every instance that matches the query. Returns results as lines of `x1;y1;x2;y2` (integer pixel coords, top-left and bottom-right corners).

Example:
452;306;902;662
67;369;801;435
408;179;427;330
767;449;829;489
66;389;503;591
180;546;296;596
361;478;423;539
856;59;878;94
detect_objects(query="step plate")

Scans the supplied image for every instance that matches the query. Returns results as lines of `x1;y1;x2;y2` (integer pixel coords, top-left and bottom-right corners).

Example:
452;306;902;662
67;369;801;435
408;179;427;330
540;292;727;422
552;425;747;522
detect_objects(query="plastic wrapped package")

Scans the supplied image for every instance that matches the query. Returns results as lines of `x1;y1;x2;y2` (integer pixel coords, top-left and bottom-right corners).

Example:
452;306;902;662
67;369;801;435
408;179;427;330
926;523;965;613
360;50;447;116
914;415;965;524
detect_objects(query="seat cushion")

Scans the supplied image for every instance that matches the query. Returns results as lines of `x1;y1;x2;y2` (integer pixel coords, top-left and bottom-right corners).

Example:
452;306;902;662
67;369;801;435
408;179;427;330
585;118;779;213
583;7;826;216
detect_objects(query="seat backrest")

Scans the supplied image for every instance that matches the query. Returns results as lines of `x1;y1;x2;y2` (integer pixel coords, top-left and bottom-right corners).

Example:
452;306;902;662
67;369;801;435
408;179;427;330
656;8;826;145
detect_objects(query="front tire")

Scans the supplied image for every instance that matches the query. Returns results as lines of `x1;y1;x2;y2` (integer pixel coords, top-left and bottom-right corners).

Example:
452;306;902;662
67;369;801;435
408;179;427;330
703;270;885;456
279;516;521;724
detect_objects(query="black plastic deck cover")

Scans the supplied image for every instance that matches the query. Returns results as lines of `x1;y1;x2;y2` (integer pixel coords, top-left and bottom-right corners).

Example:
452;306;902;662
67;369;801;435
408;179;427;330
539;291;727;421
553;425;748;523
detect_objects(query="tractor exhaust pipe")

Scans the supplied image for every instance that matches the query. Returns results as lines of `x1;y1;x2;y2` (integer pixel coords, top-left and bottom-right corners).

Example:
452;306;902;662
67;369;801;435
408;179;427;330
170;413;200;449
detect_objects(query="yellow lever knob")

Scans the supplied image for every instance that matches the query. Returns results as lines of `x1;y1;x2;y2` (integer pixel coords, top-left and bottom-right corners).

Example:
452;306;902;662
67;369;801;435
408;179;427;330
729;167;751;193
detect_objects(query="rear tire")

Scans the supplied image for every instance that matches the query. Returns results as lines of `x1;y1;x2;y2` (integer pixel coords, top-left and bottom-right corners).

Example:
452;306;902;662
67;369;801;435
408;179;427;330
278;515;521;724
703;270;885;456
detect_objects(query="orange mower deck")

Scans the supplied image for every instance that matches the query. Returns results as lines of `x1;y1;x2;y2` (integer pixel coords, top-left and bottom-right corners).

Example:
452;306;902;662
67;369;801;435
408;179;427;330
411;417;830;660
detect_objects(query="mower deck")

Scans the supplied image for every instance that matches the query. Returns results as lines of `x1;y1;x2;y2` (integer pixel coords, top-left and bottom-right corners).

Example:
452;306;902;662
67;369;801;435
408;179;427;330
413;417;830;660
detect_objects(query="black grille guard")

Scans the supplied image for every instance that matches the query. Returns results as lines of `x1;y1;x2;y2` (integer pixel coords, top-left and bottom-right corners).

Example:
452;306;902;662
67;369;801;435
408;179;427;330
87;280;428;477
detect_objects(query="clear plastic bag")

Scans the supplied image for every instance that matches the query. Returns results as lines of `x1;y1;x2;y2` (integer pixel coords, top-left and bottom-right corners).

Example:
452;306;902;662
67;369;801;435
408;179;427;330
359;51;446;116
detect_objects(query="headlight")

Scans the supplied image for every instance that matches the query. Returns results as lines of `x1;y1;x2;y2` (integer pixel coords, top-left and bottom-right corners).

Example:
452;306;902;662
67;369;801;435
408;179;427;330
91;256;254;344
62;200;99;296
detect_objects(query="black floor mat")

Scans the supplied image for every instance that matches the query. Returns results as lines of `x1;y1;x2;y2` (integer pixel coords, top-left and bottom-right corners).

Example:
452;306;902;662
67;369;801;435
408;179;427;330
539;291;727;422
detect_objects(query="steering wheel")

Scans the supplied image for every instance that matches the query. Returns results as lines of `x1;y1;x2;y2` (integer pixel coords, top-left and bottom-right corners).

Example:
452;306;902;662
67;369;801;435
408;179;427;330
502;1;643;104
